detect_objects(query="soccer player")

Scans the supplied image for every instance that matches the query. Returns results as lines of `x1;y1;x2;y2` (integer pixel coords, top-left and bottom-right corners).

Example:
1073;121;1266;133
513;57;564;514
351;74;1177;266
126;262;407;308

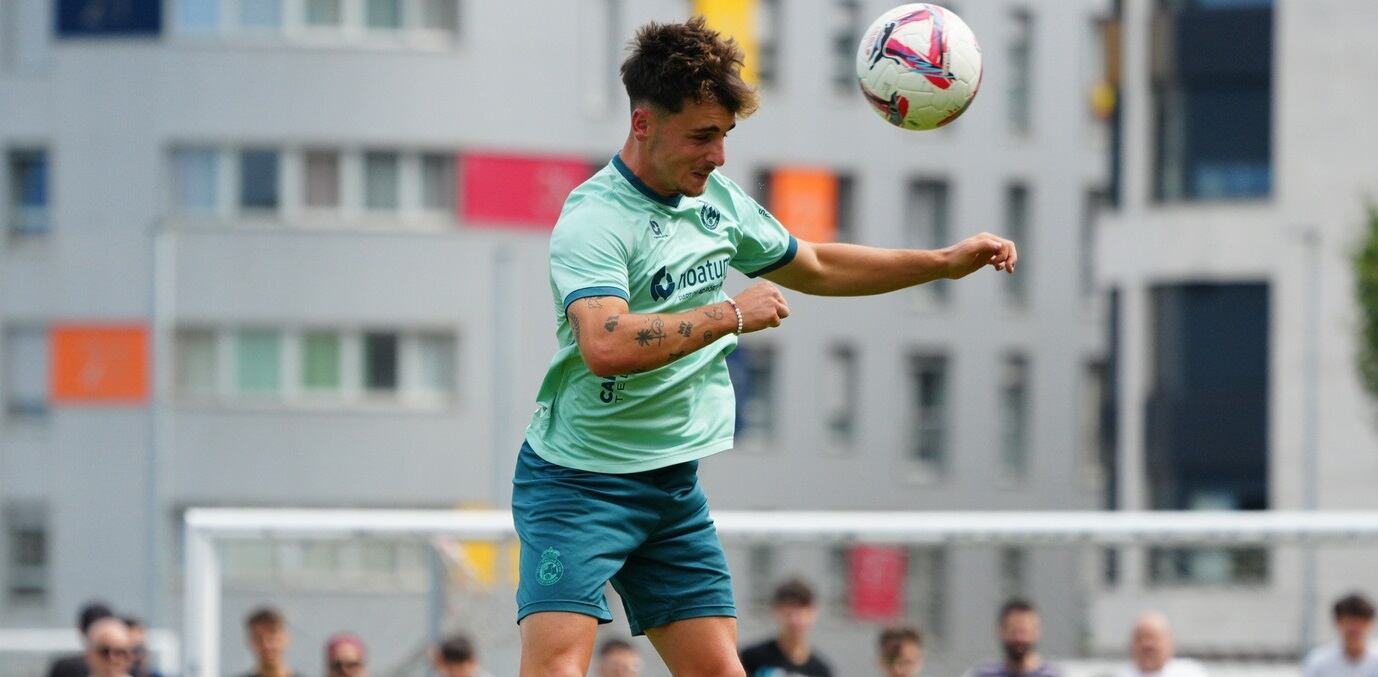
513;17;1017;677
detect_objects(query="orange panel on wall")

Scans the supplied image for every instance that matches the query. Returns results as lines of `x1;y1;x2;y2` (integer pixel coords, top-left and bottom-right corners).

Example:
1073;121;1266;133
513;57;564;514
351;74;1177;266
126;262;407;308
769;168;838;243
50;325;149;404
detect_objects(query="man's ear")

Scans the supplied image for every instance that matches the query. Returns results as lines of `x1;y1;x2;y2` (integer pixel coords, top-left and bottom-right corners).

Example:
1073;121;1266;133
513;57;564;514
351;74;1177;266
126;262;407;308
631;106;654;141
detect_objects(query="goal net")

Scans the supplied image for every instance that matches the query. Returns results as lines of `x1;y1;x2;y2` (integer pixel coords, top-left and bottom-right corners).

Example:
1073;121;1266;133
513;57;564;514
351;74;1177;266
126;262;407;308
183;509;1378;677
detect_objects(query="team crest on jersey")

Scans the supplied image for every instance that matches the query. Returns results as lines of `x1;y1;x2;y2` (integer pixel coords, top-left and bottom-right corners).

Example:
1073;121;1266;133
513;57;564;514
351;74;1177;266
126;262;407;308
699;203;722;230
649;217;668;239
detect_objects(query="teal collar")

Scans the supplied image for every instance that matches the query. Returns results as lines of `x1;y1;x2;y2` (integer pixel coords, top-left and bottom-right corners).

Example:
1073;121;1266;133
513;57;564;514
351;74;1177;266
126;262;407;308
612;154;682;208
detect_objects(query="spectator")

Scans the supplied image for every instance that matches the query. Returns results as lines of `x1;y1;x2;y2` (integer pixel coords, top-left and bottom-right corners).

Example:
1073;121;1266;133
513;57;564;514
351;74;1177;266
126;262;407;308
1119;612;1207;677
121;616;165;677
240;607;300;677
325;633;367;677
739;578;834;676
84;617;134;677
431;632;493;677
1302;593;1378;677
878;626;924;677
48;601;116;677
968;598;1061;677
596;638;643;677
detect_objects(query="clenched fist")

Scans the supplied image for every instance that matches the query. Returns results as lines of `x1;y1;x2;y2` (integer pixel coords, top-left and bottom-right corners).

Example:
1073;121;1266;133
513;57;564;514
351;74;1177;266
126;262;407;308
733;281;791;332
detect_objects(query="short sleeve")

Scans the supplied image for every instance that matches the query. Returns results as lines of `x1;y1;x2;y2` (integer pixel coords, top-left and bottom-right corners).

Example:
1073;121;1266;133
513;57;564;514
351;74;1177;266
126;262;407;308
549;211;632;312
729;192;798;278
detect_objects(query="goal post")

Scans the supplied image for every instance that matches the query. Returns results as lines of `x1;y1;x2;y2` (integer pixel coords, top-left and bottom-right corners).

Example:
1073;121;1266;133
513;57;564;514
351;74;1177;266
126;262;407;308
183;508;1378;677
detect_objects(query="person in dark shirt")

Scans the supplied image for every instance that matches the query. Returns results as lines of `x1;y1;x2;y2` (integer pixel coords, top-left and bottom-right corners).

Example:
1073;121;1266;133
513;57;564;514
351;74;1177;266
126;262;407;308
123;616;165;677
739;579;833;676
968;598;1062;677
47;601;115;677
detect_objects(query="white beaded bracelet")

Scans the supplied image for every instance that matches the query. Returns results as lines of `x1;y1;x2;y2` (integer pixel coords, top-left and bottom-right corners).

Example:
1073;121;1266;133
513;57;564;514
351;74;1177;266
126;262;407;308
724;298;744;335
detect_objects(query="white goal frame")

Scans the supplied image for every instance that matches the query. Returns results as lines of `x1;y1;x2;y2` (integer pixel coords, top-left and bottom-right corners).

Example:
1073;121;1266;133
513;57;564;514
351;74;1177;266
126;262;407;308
183;508;1378;677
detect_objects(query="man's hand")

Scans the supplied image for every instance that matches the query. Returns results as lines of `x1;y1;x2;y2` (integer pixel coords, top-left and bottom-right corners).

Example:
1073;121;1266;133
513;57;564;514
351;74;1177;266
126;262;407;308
733;281;791;332
942;232;1018;279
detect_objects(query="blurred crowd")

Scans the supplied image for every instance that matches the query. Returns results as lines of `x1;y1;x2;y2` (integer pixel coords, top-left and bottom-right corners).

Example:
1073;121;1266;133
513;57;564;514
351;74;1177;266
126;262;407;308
44;585;1378;676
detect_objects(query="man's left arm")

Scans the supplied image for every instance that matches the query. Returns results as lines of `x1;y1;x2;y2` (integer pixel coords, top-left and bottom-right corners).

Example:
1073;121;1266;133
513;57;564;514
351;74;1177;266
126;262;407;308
762;233;1017;296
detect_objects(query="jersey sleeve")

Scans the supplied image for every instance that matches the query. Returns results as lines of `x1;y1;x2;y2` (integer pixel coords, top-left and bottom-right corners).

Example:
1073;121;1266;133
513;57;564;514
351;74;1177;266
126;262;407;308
728;188;798;278
549;208;633;312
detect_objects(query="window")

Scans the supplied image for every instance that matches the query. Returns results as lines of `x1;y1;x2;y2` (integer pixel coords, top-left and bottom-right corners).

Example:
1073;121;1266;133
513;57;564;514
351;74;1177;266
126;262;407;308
240;0;282;29
5;505;47;604
366;0;402;29
756;0;781;87
1152;0;1272;199
1008;10;1034;134
906;179;951;303
1080;361;1108;488
999;546;1027;599
235;329;282;395
175;329;217;398
4;326;48;419
364;332;399;392
304;150;341;209
727;344;775;445
822;345;856;450
364;152;400;211
56;0;160;34
305;0;342;27
239;149;280;211
421;0;458;32
1003;184;1030;307
415;333;455;398
173;147;218;214
906;547;947;642
175;0;219;32
302;332;342;391
9;149;49;237
829;1;862;90
999;355;1030;482
908;355;948;477
1081;188;1108;299
421;153;455;213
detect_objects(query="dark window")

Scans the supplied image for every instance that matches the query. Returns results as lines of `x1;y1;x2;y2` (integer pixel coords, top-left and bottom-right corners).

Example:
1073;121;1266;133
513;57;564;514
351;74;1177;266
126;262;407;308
239;149;280;210
364;332;399;391
56;0;161;36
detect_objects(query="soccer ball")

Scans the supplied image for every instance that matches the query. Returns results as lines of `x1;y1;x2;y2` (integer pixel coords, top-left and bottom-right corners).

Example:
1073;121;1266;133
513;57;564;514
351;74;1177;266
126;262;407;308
856;4;983;130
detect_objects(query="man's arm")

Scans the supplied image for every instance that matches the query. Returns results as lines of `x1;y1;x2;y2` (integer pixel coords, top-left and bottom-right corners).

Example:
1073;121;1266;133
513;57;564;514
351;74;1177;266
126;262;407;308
762;232;1017;296
567;281;790;377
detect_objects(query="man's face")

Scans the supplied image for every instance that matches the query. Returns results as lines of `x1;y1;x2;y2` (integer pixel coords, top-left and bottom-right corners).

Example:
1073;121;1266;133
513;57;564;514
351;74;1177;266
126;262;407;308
434;659;479;677
86;621;133;677
1000;611;1041;664
1130;621;1172;672
773;601;818;638
597;648;643;677
327;642;366;677
1337;615;1374;650
636;99;735;197
882;641;924;677
249;624;288;664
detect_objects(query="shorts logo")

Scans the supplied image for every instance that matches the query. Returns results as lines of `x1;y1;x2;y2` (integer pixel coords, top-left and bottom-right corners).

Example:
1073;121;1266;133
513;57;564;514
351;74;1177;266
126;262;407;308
537;547;564;586
699;203;722;230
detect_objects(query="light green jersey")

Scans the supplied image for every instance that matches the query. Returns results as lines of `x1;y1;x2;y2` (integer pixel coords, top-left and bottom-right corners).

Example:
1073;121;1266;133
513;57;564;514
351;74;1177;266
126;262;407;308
524;155;797;473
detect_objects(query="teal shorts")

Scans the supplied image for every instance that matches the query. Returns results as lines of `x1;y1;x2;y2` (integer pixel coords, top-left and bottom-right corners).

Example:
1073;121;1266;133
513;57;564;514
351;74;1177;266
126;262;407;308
511;441;736;635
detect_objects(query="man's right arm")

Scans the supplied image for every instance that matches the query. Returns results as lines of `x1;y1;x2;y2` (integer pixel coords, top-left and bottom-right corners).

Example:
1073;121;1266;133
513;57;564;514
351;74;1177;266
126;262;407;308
566;281;790;377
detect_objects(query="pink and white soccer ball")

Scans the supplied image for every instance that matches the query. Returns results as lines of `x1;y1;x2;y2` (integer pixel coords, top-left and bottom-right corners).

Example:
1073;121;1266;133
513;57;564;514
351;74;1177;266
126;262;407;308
856;3;983;130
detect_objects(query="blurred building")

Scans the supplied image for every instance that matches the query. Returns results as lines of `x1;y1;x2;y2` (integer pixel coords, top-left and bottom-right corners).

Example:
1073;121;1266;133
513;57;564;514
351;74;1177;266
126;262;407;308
1092;0;1378;659
1;0;1114;675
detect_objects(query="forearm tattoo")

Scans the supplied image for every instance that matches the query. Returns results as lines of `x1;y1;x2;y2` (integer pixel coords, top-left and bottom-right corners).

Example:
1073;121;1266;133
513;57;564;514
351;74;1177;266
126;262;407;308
703;305;726;321
678;321;693;337
635;318;667;347
586;297;605;310
604;315;619;332
569;313;581;343
703;330;714;345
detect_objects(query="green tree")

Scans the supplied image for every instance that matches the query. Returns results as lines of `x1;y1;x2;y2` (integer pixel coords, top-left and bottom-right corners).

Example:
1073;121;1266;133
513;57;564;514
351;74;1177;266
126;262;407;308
1358;205;1378;405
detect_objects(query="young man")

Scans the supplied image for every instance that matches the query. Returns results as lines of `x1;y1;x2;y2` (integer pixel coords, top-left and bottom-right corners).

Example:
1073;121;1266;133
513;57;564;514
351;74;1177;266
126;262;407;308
431;633;492;677
240;607;300;677
968;599;1061;677
83;618;135;677
47;601;115;677
595;638;644;677
1302;593;1378;677
514;17;1017;677
878;626;925;677
1119;612;1207;677
739;579;833;676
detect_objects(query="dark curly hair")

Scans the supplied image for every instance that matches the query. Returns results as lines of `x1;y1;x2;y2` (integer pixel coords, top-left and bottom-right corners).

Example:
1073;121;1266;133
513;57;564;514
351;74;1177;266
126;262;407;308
620;16;759;117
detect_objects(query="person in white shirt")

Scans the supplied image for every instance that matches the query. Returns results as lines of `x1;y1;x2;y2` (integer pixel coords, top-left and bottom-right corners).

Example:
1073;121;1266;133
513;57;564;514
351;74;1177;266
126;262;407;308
1119;612;1207;677
1302;593;1378;677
